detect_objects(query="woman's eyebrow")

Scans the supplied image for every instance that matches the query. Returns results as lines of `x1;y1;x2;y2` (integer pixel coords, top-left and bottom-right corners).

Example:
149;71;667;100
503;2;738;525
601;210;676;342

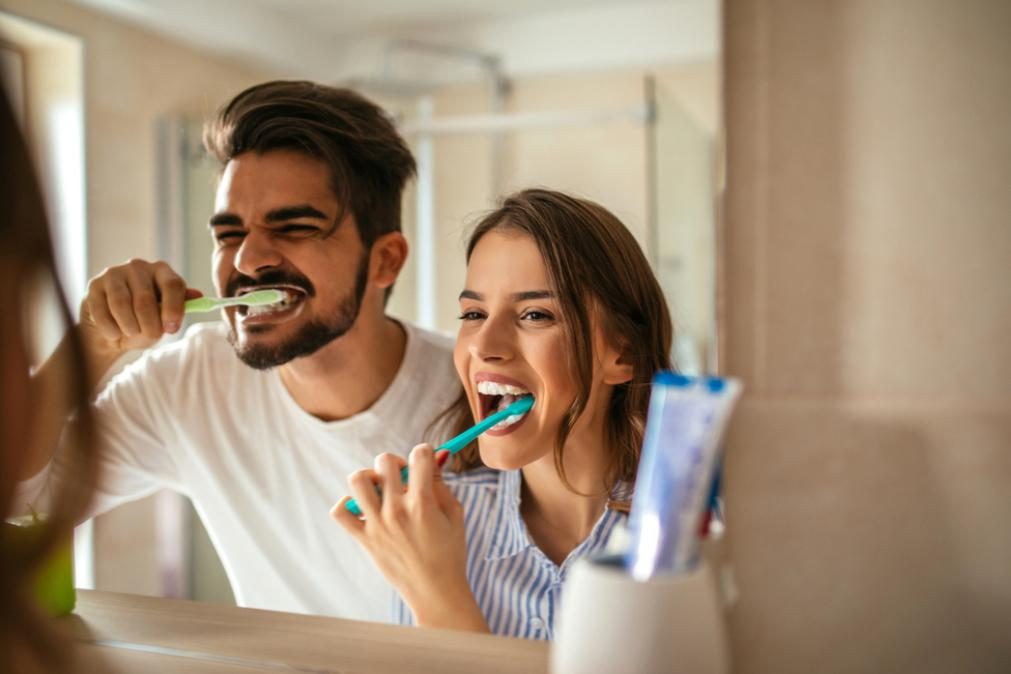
458;289;554;301
511;290;553;301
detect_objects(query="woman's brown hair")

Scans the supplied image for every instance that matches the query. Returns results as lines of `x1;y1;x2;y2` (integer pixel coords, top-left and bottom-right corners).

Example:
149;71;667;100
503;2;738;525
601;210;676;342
435;189;673;504
0;85;98;671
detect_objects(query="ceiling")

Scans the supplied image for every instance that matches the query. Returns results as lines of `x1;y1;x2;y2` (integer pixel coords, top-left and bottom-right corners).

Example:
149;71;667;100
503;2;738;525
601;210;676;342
70;0;718;82
237;0;665;36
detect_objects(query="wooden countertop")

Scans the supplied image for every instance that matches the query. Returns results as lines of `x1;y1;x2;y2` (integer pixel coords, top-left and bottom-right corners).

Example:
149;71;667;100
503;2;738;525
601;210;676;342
59;590;549;673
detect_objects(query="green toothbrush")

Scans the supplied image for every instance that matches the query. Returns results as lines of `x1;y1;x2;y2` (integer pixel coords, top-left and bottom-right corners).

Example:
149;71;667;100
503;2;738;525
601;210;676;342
344;395;535;516
183;289;285;314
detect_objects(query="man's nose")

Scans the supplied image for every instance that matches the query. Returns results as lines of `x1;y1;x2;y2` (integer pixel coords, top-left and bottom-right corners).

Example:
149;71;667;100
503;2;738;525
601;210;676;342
234;230;283;276
469;316;515;363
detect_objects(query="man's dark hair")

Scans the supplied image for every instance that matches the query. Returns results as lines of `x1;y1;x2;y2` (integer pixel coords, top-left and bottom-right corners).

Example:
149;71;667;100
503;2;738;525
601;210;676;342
203;80;416;248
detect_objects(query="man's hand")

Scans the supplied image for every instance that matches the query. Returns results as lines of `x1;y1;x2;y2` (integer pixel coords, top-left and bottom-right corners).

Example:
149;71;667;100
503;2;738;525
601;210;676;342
18;260;200;480
332;445;489;633
79;259;201;365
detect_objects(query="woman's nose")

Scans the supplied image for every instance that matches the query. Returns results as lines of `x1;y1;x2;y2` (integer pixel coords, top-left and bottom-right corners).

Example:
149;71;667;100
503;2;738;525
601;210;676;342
469;317;514;363
234;230;283;276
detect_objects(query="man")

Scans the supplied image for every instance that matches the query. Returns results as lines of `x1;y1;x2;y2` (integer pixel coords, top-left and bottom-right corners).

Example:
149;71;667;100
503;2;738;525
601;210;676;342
17;81;460;621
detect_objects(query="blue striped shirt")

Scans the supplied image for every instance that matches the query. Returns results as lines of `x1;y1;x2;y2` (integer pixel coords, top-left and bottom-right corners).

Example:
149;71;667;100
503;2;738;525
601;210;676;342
394;467;629;640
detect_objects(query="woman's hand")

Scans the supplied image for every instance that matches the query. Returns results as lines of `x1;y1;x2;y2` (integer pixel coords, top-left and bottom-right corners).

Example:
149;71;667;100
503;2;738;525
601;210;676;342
331;444;489;633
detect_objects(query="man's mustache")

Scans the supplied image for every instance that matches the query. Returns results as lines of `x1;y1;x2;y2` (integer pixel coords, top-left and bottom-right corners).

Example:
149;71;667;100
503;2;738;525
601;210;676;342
224;270;316;298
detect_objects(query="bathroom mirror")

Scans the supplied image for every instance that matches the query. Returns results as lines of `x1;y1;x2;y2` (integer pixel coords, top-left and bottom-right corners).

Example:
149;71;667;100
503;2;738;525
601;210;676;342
3;0;721;611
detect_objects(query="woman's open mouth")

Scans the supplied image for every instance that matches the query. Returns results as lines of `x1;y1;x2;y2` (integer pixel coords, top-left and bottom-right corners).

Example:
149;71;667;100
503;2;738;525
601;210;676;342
476;379;533;435
235;285;307;325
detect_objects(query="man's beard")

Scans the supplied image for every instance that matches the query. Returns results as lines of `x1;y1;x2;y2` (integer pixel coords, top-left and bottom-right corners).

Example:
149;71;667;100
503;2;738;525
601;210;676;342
227;253;370;370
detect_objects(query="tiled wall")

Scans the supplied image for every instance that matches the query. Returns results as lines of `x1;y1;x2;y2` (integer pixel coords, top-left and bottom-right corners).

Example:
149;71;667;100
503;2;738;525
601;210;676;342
721;0;1011;672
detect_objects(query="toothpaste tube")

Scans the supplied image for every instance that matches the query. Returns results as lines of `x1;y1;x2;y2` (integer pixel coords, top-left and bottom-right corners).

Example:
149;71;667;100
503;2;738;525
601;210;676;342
625;373;742;580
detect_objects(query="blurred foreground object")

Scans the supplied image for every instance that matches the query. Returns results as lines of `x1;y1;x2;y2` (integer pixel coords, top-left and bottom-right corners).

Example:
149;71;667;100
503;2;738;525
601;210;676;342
0;73;98;673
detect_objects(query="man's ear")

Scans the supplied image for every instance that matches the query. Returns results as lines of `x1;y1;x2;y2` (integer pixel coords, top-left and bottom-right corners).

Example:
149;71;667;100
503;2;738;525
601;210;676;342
369;232;409;290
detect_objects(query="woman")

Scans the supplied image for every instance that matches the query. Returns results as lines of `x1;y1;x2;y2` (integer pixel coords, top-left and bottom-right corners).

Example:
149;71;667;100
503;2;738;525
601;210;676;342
333;189;672;639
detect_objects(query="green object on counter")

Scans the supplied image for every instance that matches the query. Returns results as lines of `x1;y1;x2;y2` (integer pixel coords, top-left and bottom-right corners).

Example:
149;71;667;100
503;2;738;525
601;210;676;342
5;514;76;615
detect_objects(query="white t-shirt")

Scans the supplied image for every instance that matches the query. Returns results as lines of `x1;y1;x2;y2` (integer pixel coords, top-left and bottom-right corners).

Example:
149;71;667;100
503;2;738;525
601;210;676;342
19;320;460;621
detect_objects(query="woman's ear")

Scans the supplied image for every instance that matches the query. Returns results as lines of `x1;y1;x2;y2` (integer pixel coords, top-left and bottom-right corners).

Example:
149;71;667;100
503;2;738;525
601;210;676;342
600;342;635;386
369;232;409;290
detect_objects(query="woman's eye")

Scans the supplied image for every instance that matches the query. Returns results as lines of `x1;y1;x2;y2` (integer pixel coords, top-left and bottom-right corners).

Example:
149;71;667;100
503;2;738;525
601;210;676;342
458;310;486;321
521;310;555;322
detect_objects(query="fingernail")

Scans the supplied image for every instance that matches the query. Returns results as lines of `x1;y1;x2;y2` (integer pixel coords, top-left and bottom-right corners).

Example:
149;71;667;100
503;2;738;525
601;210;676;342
436;450;450;466
165;321;179;333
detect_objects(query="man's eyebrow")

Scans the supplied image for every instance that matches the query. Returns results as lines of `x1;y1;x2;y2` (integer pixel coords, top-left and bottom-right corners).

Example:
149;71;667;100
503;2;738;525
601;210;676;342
208;205;330;228
209;213;241;227
265;205;329;223
458;289;555;301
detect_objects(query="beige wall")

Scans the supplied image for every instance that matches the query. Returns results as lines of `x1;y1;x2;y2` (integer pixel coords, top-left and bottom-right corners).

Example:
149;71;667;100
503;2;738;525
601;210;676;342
0;0;275;595
0;0;274;273
722;1;1011;672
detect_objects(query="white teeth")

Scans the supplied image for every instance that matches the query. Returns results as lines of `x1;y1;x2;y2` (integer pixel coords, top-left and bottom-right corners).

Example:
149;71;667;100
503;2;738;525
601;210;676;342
491;414;524;431
475;380;531;433
476;381;530;396
242;289;300;317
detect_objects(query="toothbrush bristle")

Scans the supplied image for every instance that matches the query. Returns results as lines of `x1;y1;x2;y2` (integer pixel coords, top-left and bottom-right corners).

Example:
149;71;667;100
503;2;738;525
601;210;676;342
244;289;285;306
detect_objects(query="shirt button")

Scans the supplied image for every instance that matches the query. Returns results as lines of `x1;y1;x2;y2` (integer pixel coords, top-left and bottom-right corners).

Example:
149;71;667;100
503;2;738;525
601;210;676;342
530;616;545;631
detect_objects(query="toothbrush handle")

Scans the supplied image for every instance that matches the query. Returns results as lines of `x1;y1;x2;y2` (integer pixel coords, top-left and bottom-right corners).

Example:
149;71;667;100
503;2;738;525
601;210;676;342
344;397;533;516
184;297;221;314
346;458;451;517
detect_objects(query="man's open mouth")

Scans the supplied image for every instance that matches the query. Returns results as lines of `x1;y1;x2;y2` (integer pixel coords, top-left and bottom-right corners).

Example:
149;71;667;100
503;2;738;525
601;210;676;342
476;380;533;432
235;285;307;319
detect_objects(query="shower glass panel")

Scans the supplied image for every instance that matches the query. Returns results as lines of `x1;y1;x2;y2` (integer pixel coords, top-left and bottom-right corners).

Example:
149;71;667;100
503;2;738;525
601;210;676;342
157;117;236;604
651;79;717;375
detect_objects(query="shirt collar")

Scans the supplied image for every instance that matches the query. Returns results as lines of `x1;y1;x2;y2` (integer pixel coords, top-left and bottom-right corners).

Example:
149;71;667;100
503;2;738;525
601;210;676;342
483;470;631;562
609;480;635;504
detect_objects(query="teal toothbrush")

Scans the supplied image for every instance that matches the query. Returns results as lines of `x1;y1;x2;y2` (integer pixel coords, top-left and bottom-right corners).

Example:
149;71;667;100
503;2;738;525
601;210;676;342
183;289;285;314
345;395;535;516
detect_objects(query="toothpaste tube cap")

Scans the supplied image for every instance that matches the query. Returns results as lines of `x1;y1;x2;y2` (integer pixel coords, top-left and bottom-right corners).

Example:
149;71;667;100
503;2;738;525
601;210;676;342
654;372;693;387
653;372;728;394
